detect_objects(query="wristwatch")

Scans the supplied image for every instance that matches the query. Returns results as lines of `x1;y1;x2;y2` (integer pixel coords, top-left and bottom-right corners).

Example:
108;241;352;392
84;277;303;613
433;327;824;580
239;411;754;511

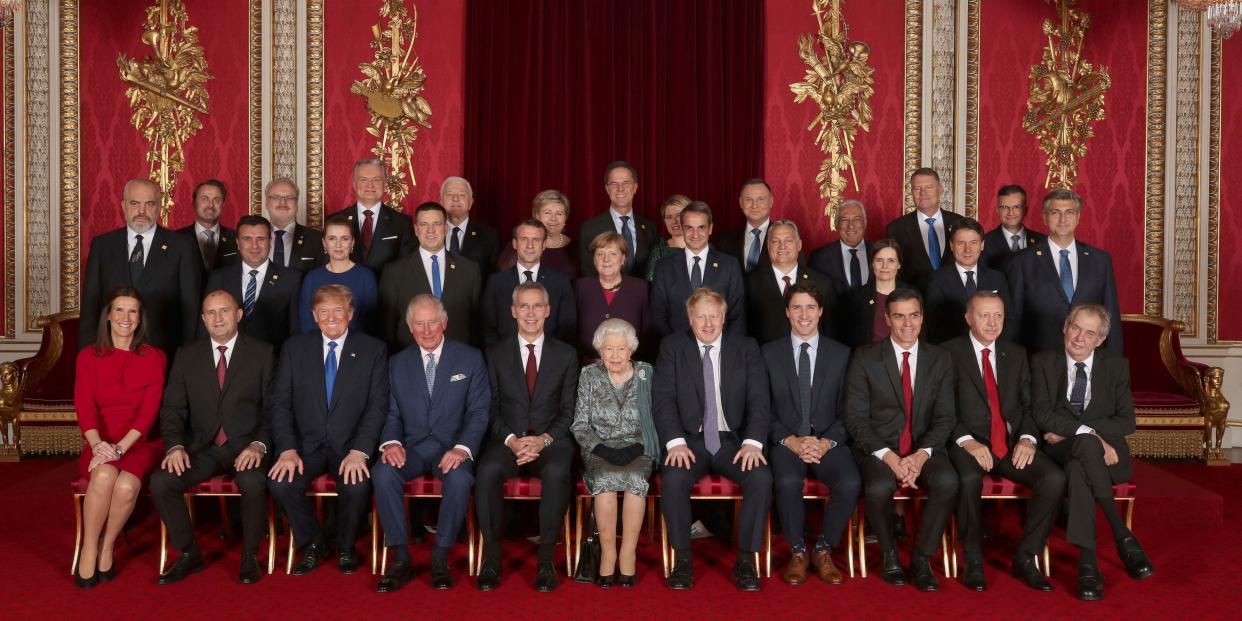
542;434;552;448
115;445;125;457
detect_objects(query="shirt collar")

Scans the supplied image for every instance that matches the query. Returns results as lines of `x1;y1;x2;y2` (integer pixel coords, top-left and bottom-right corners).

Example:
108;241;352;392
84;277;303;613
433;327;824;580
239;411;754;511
919;208;945;223
419;246;445;262
518;332;545;349
890;338;919;357
355;201;381;217
748;219;771;235
1066;351;1094;372
696;335;722;351
772;263;798;280
126;225;154;240
273;221;295;234
451;216;470;232
241;260;270;276
686;245;710;261
792;333;820;351
841;239;865;251
955;262;980;277
515;261;542;277
322;330;349;348
420;339;445;361
211;332;240;352
1048;237;1078;254
968;332;995;354
609;206;633;222
194;222;220;236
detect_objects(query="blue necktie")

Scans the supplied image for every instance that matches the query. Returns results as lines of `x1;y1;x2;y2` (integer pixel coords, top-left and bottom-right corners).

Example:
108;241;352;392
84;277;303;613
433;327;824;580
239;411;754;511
1059;249;1074;301
702;344;720;455
325;341;338;404
926;217;941;270
243;269;258;316
746;228;762;272
431;254;442;299
425;352;437;396
620;215;635;272
1070;361;1087;417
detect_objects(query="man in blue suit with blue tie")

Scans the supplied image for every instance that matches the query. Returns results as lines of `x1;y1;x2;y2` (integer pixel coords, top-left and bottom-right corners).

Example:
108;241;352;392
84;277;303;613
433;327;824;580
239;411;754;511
373;294;490;592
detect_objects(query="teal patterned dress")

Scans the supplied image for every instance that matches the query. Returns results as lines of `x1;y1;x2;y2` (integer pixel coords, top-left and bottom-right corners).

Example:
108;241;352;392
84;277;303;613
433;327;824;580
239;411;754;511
572;361;656;496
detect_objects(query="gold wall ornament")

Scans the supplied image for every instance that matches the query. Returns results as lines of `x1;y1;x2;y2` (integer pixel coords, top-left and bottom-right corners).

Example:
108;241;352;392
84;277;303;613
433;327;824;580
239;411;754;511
1022;0;1110;189
789;0;874;229
351;0;432;208
116;0;212;224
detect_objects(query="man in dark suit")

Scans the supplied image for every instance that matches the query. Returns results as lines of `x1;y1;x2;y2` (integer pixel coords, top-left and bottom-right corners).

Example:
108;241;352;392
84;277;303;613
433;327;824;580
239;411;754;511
654;289;771;592
945;291;1065;592
264;177;325;274
845;288;958;591
482;219;576;348
150;290;275;585
442;176;501;276
176;179;238;276
747;220;835;344
579;161;658;277
322;159;416;274
982;185;1045;273
809;199;872;294
885;168;964;289
267;284;389;575
651;201;746;337
373;294;490;592
924;217;1013;344
378;202;482;351
1030;304;1153;601
1007;188;1123;353
718;179;774;274
476;283;579;592
204;215;302;352
764;282;859;585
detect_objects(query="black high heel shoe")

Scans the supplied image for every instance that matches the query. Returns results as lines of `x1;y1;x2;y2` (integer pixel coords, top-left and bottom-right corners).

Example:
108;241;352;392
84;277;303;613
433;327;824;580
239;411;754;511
617;573;636;588
597;574;615;589
97;556;117;583
75;562;99;590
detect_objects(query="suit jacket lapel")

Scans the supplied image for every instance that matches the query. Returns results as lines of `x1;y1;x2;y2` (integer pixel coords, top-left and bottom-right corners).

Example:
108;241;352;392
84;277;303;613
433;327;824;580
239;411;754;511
1053;353;1069;408
674;249;691;297
221;335;246;396
963;342;987;401
1037;241;1070;304
138;229;170;288
1073;245;1095;303
912;344;932;423
880;339;904;411
685;338;705;409
328;334;358;413
509;341;533;406
429;343;448;410
777;336;801;412
809;337;831;415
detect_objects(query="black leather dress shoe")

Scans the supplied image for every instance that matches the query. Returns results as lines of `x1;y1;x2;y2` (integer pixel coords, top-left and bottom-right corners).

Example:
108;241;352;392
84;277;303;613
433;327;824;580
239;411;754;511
617;573;636;588
733;557;761;592
1117;536;1155;580
534;562;559;592
476;562;500;591
337;550;359;574
1011;556;1052;592
376;560;415;593
910;557;939;592
238;555;262;584
157;550;204;585
1077;565;1104;601
430;558;455;590
666;552;693;590
879;550;907;586
962;559;987;591
292;539;332;575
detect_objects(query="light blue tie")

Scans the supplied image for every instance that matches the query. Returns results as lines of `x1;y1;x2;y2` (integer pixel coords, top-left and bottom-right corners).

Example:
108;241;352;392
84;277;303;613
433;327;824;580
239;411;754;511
746;228;762;272
243;269;258;316
926;217;941;270
702;345;720;455
325;341;338;404
1059;249;1074;301
431;254;443;299
425;352;437;396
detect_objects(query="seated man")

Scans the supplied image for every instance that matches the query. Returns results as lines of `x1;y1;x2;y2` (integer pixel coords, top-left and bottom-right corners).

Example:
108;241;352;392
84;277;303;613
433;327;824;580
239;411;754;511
945;292;1065;592
267;284;389;575
1030;303;1154;601
476;282;580;592
372;294;489;592
151;290;275;585
845;288;958;591
654;289;771;592
763;283;859;585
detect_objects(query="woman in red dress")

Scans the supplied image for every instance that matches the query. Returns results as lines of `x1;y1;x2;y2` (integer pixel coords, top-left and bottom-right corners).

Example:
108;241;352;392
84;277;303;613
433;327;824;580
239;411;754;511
73;287;166;588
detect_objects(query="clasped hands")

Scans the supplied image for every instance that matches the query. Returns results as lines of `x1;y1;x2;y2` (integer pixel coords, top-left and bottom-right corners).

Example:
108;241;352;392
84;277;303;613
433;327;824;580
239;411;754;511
882;450;929;488
783;436;833;464
507;435;548;465
87;441;121;472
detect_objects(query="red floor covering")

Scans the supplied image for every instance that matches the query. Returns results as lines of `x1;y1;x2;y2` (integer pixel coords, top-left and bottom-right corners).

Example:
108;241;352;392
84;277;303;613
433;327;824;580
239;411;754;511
0;458;1236;620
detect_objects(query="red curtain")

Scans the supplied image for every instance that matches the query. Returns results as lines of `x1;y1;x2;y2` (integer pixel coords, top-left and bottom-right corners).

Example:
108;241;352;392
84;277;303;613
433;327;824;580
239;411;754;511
463;0;764;239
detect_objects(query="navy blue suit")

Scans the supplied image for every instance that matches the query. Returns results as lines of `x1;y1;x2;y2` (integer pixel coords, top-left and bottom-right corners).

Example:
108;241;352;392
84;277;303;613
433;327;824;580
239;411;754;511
1006;239;1122;353
650;248;746;337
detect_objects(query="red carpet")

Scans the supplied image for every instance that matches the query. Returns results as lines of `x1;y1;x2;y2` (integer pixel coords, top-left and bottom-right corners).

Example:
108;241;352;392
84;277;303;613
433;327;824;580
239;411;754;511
1;458;1236;620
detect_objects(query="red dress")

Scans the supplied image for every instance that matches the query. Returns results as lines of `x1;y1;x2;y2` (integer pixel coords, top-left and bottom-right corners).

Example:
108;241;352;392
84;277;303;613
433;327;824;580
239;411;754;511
74;345;166;479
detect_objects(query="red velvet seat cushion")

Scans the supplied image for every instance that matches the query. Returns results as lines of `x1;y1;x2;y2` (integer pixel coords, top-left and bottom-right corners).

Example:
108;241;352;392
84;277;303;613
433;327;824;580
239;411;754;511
190;476;240;494
70;478;88;494
403;476;443;496
309;475;337;493
1132;391;1200;410
502;476;543;497
802;480;831;496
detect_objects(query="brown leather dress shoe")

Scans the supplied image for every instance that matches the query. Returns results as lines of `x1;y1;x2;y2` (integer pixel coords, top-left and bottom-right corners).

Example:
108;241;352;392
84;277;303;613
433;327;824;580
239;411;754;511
783;551;810;585
812;549;844;584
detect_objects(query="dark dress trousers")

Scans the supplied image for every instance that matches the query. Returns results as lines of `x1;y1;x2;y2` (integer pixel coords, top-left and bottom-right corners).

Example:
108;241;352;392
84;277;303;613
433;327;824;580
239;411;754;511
650;248;746;337
150;335;275;556
1006;239;1123;353
176;224;238;277
447;219;501;277
885;210;964;289
267;330;389;552
1030;348;1135;550
746;265;836;344
204;262;303;352
377;251;482;351
578;211;659;278
718;225;772;273
476;336;580;565
573;276;653;360
809;240;872;294
653;332;771;553
763;335;860;550
923;264;1014;344
981;226;1044;274
943;336;1065;558
372;339;490;553
844;339;958;558
280;224;328;274
80;227;202;358
323;204;416;274
482;266;577;348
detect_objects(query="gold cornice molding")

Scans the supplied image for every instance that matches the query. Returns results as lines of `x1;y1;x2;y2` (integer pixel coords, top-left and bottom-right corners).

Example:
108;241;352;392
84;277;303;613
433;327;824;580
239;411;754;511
249;0;263;213
305;0;324;228
1207;32;1221;343
59;0;79;313
1143;0;1168;317
903;0;923;211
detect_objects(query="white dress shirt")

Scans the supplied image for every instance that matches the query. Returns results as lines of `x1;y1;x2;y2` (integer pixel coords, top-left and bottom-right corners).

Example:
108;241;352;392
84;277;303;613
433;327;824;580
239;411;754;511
873;339;933;460
955;262;980;288
1002;226;1029;250
194;221;221;256
665;336;763;451
419;246;448;290
126;226;155;266
239;261;270;300
1048;237;1080;290
840;241;870;286
379;338;473;459
744;219;772;257
1066;352;1096;435
449;217;469;249
772;264;799;292
269;220;296;265
515;262;542;283
954;334;1038;447
609;207;636;238
170;333;265;454
916;208;947;258
355;201;381;234
683;246;711;281
503;333;546;445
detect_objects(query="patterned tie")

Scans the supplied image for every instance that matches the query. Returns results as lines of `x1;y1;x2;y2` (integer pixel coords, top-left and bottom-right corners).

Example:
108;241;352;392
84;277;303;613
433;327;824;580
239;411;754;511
964;270;977;294
1059;249;1075;301
981;347;1007;458
1070;361;1088;417
201;229;216;269
782;275;792;296
926;217;941;270
451;227;462;255
325;341;338;405
797;342;812;436
899;351;913;455
620;215;635;272
746;228;762;272
243;269;258;316
523;270;534;283
702;345;720;455
214;345;229;446
848;248;862;288
425;352;437;396
129;234;145;284
690;256;702;291
274;229;286;267
430;254;443;298
525;343;537;398
1010;234;1021;252
361;209;375;258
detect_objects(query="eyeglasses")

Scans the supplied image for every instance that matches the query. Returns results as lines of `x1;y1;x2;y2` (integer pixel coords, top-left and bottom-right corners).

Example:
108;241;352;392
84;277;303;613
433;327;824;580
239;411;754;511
267;194;297;203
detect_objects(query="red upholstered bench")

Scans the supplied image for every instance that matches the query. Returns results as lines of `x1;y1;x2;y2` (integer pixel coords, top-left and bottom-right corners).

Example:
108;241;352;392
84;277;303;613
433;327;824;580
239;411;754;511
466;476;573;575
856;485;953;578
374;476;478;575
800;479;859;578
572;479;660;575
652;475;773;579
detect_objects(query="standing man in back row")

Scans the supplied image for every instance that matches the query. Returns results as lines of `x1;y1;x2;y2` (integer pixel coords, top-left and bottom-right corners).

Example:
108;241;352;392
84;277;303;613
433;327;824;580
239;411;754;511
441;176;501;276
579;161;658;278
886;168;963;289
718;179;775;274
264;177;325;274
323;158;416;275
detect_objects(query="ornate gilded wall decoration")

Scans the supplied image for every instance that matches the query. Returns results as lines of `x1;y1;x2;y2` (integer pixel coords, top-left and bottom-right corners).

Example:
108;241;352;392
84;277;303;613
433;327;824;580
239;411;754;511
116;0;212;224
790;0;874;228
1022;0;1110;189
351;0;432;208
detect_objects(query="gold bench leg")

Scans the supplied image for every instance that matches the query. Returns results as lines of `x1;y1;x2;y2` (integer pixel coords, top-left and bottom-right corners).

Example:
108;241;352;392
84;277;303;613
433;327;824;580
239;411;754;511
846;509;856;578
467;501;477;576
286;514;296;574
563;507;573;575
371;502;379;575
661;513;670;578
71;494;84;576
266;499;276;575
857;505;867;578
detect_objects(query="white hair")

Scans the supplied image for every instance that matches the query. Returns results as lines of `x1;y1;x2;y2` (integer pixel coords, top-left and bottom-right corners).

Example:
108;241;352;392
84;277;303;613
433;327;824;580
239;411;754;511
592;318;639;354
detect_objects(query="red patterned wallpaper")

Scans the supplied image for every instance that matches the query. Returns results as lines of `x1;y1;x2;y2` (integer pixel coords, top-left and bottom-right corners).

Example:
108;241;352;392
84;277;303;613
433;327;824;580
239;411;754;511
321;0;465;212
1219;38;1242;341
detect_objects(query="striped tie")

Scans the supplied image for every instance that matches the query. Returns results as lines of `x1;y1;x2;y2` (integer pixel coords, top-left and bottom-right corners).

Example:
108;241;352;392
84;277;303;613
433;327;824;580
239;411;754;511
243;269;258;316
425;352;437;396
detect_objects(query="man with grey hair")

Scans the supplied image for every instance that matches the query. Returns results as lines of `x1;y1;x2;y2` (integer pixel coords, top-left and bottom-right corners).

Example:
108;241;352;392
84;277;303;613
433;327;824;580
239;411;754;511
810;199;872;294
441;176;501;275
323;158;416;273
80;178;201;357
1007;188;1122;353
746;220;836;344
263;177;325;274
718;178;775;273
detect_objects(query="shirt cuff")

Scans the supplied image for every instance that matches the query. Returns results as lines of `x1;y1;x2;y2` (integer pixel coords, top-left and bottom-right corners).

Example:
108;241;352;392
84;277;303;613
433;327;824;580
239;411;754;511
955;435;973;447
453;444;473;460
742;439;763;450
872;447;891;460
921;447;933;457
166;444;184;454
349;449;370;461
1075;425;1095;435
666;438;687;450
379;440;401;450
503;433;516;447
250;441;267;454
1019;434;1038;446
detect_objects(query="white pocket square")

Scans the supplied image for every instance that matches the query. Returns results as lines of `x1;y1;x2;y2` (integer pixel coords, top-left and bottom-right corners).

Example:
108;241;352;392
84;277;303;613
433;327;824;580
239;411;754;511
381;235;398;241
450;373;467;382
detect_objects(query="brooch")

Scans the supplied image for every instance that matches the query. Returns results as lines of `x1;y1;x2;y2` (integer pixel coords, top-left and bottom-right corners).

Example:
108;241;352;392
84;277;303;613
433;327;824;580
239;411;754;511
160;244;167;251
638;369;648;380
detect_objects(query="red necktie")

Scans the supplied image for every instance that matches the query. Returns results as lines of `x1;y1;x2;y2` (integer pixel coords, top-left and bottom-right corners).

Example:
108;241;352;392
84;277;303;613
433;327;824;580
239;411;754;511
361;209;375;257
525;343;537;399
981;347;1008;459
899;351;913;456
782;275;792;296
214;345;229;446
